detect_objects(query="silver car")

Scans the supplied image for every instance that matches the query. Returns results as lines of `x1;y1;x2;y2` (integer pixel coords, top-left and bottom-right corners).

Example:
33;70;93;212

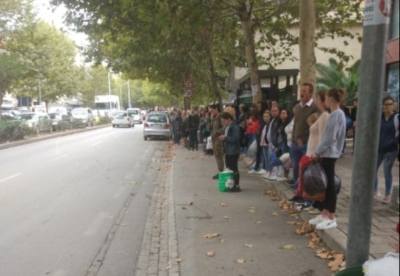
71;108;94;127
143;113;171;141
112;111;133;128
24;113;53;134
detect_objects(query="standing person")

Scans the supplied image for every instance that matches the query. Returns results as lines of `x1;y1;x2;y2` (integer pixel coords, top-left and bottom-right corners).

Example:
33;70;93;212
237;104;248;155
245;109;260;154
290;83;320;188
341;100;351;153
188;107;200;150
173;110;182;145
309;88;346;230
181;110;189;148
249;101;268;174
374;96;399;204
284;101;300;177
210;104;224;180
259;111;272;178
350;98;358;154
218;112;241;192
263;105;280;179
268;108;291;180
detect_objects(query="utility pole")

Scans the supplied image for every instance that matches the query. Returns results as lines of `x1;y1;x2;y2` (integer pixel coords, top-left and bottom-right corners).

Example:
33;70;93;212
38;79;42;106
346;0;391;268
128;81;131;108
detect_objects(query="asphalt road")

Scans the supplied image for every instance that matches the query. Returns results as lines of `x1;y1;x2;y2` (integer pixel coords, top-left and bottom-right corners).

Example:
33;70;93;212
0;125;168;276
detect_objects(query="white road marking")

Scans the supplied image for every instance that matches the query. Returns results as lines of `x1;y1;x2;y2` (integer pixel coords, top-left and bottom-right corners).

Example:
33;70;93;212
84;212;109;236
53;154;70;161
92;141;103;146
0;173;22;184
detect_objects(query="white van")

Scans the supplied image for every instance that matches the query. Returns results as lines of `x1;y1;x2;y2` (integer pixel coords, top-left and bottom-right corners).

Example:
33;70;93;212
127;108;142;124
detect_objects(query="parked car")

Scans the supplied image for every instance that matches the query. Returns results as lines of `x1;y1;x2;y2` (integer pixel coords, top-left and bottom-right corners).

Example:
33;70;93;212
143;112;171;140
126;108;142;124
48;112;72;131
24;113;53;134
71;108;94;127
112;111;133;128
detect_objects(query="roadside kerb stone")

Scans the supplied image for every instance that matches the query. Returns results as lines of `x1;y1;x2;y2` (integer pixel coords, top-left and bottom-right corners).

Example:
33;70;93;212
0;124;111;151
243;155;399;259
134;148;180;276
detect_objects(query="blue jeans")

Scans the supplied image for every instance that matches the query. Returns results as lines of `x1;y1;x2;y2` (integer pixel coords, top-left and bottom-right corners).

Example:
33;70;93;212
374;151;397;196
261;146;271;172
290;142;304;184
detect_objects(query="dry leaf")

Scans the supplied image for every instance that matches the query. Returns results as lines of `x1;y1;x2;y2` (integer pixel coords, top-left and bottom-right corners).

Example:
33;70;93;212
328;254;345;272
203;233;221;239
207;251;215;257
248;209;256;213
272;212;279;216
254;220;262;224
176;258;182;263
165;264;172;270
244;244;253;248
220;203;228;207
181;206;188;210
287;221;297;225
264;190;274;195
283;244;297;250
223;216;229;219
236;259;245;264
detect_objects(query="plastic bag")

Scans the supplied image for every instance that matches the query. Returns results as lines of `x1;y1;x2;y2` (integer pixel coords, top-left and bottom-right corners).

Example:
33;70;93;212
302;162;327;201
363;252;399;276
206;136;213;150
218;170;234;192
247;139;257;159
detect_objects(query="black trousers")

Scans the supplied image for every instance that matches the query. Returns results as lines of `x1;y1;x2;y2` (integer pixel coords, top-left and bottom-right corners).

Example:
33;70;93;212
189;128;198;149
225;154;240;187
321;157;337;213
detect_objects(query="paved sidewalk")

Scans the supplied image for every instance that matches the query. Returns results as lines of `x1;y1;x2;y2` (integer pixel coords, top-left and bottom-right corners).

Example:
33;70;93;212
244;146;399;260
172;145;333;276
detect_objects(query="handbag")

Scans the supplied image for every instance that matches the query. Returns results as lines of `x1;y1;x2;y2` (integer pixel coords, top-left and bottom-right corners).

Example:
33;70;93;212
206;136;213;150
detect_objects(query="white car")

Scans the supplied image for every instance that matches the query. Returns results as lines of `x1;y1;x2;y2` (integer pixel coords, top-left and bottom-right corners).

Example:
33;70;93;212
127;108;142;124
112;111;133;128
24;113;53;134
71;108;94;127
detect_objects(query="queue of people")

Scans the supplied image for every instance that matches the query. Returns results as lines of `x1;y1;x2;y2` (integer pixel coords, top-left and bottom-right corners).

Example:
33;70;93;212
169;83;399;230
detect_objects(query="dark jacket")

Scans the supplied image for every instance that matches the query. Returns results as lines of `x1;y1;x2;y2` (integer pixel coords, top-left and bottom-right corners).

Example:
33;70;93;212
211;113;223;141
350;107;357;122
268;117;280;148
278;118;291;148
188;114;200;130
223;121;241;155
173;115;182;131
378;112;399;154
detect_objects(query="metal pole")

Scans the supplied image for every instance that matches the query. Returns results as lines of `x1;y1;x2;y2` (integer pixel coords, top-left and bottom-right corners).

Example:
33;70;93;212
108;72;111;95
39;79;42;106
128;81;131;108
119;85;122;109
346;0;390;268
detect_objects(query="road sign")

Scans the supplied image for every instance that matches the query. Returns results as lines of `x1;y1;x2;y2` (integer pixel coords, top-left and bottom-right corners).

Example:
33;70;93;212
185;78;194;89
184;90;193;98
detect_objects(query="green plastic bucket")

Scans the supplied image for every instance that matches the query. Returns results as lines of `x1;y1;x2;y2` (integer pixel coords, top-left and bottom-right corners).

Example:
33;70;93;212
334;266;364;276
218;171;234;192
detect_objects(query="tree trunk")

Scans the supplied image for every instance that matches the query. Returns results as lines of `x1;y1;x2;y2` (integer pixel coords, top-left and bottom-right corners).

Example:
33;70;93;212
238;4;261;103
204;44;223;111
299;0;317;92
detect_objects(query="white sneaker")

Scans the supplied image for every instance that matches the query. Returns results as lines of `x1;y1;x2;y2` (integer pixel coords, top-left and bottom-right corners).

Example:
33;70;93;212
316;218;337;230
268;175;278;181
277;176;287;181
374;192;382;200
309;215;326;225
248;169;257;174
256;169;267;175
262;172;271;179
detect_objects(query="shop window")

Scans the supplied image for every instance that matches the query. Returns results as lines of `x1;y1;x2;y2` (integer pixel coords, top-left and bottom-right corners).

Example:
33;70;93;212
387;62;399;106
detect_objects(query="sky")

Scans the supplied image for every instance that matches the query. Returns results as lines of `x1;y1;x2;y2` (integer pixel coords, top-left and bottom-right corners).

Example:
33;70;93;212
33;0;88;64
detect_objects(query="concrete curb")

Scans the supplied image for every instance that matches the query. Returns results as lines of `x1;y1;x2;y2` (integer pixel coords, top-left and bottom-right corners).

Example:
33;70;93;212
0;124;111;151
242;156;348;256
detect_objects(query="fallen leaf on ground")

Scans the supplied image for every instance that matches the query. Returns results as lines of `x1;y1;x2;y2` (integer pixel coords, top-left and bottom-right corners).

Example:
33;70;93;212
176;258;182;263
328;254;345;272
287;221;297;225
220;203;228;207
236;259;245;264
264;190;274;195
207;251;215;257
283;244;297;250
181;206;187;210
254;220;262;224
165;264;172;270
244;244;253;248
248;209;256;213
295;222;314;235
203;233;221;239
223;216;229;219
272;212;279;216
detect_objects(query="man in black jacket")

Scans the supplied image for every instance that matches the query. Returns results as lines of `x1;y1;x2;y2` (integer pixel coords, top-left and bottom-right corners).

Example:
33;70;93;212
188;107;200;150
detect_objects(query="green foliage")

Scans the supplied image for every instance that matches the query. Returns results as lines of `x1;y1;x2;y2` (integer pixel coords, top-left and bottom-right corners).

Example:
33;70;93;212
0;120;31;143
316;58;361;103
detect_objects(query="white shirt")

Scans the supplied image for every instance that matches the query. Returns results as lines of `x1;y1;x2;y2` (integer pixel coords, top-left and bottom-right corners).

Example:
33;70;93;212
299;98;314;108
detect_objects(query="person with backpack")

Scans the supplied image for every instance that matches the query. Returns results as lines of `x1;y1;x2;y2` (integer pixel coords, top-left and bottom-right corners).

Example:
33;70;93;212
374;96;399;204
